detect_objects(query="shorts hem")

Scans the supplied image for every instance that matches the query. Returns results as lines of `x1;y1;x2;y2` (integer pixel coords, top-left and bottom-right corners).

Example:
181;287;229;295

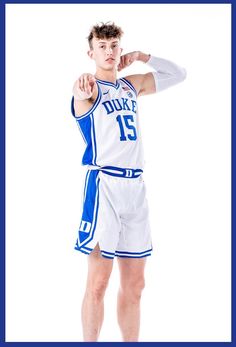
115;253;152;258
74;245;152;259
115;248;152;258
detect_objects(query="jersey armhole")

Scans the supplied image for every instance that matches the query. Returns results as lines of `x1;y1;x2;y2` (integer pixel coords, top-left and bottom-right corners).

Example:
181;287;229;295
120;77;138;97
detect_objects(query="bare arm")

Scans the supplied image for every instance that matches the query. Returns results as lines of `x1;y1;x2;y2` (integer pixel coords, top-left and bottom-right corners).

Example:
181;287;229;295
72;73;98;117
118;51;153;96
118;51;186;97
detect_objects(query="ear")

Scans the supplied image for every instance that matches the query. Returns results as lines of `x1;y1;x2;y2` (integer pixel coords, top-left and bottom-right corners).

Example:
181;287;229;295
87;50;94;59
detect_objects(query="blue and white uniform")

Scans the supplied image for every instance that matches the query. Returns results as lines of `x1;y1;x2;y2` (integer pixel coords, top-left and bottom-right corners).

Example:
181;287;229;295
72;78;144;169
71;77;152;259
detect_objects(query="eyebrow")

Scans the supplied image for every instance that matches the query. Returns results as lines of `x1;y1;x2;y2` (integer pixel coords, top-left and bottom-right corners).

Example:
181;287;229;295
98;40;119;44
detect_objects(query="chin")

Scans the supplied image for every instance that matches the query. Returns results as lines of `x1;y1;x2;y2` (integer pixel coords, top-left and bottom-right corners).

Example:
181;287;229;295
103;65;116;71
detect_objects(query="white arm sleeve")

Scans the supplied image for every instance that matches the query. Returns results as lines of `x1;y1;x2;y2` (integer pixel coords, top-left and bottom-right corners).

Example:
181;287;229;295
146;55;187;92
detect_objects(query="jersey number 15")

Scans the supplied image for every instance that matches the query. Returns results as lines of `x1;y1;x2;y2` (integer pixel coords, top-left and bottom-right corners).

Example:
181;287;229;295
116;115;137;141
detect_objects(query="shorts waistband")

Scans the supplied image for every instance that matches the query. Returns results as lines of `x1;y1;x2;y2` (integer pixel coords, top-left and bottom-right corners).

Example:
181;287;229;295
87;165;143;179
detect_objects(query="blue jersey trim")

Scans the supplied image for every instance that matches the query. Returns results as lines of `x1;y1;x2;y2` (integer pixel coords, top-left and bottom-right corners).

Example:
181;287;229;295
74;84;100;166
76;121;87;144
78;116;94;165
96;78;120;89
71;96;76;117
71;82;102;119
91;114;97;165
120;77;138;96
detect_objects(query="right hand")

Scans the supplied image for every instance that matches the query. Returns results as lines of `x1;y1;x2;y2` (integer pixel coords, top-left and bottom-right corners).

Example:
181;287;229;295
73;73;96;101
117;51;140;71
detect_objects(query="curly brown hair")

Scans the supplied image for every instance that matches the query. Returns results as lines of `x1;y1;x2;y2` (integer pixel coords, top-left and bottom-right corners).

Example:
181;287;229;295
87;22;123;49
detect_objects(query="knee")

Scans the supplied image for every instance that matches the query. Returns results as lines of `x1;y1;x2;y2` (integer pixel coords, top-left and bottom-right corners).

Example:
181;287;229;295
121;277;145;303
87;277;109;303
132;278;145;300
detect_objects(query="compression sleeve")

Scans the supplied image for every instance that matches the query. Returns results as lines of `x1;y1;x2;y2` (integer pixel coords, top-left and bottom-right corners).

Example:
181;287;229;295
146;56;187;92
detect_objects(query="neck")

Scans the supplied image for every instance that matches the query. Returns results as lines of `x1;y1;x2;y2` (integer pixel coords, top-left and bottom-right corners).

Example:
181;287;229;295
95;68;117;84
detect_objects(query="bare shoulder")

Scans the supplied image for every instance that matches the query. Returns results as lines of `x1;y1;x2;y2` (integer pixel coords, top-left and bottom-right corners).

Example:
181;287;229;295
123;72;155;97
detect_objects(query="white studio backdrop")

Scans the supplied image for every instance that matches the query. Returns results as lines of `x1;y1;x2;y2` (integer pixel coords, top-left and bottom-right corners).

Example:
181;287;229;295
6;4;231;342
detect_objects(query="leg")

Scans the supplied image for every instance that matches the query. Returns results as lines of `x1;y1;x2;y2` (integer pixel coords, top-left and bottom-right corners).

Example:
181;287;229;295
117;257;147;342
81;244;113;341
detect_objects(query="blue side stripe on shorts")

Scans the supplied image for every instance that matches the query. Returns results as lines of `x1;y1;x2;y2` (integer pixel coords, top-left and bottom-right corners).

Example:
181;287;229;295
84;185;100;247
77;170;100;247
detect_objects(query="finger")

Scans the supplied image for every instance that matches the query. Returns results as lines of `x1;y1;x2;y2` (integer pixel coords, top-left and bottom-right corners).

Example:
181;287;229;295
120;56;125;69
119;64;124;71
86;75;94;93
129;56;135;64
84;76;89;91
81;75;87;92
85;85;92;96
119;57;126;71
84;75;91;92
119;55;124;65
89;75;95;81
127;55;133;65
78;77;84;92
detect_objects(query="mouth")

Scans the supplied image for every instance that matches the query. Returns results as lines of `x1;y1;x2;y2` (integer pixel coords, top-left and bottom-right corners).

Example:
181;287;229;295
106;58;115;62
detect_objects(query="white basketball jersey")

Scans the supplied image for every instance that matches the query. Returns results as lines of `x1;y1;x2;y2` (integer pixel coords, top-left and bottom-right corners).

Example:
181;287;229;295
72;78;145;169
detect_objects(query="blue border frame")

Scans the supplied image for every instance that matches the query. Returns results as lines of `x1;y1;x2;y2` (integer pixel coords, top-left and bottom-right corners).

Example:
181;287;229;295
1;1;234;345
1;0;5;345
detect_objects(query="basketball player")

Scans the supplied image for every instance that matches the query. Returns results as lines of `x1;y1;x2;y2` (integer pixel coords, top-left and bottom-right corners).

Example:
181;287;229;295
71;22;186;342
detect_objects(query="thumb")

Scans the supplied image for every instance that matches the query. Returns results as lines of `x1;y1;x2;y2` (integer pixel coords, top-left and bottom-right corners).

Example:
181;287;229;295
89;76;96;87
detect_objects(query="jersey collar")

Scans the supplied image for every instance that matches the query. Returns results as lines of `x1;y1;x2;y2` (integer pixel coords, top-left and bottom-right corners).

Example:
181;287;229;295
96;78;120;89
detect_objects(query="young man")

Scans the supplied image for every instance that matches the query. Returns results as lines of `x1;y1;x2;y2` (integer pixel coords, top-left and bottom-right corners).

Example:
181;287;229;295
71;22;186;342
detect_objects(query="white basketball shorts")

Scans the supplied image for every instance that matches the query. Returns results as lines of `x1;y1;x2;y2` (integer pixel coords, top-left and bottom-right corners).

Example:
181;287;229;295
74;167;153;259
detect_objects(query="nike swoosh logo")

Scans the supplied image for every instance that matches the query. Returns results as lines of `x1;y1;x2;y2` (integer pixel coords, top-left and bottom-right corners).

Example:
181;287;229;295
103;90;109;95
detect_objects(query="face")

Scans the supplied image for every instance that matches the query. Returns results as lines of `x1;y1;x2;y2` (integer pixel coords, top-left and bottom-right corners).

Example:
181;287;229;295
88;37;123;71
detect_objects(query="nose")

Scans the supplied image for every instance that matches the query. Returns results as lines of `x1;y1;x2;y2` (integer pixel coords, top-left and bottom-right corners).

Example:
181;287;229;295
106;47;113;55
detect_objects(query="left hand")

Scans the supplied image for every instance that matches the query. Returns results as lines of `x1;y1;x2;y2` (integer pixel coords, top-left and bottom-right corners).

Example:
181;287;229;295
117;51;140;71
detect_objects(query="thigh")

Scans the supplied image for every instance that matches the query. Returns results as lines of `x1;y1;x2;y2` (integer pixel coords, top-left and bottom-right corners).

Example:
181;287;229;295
117;257;147;288
86;244;114;285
